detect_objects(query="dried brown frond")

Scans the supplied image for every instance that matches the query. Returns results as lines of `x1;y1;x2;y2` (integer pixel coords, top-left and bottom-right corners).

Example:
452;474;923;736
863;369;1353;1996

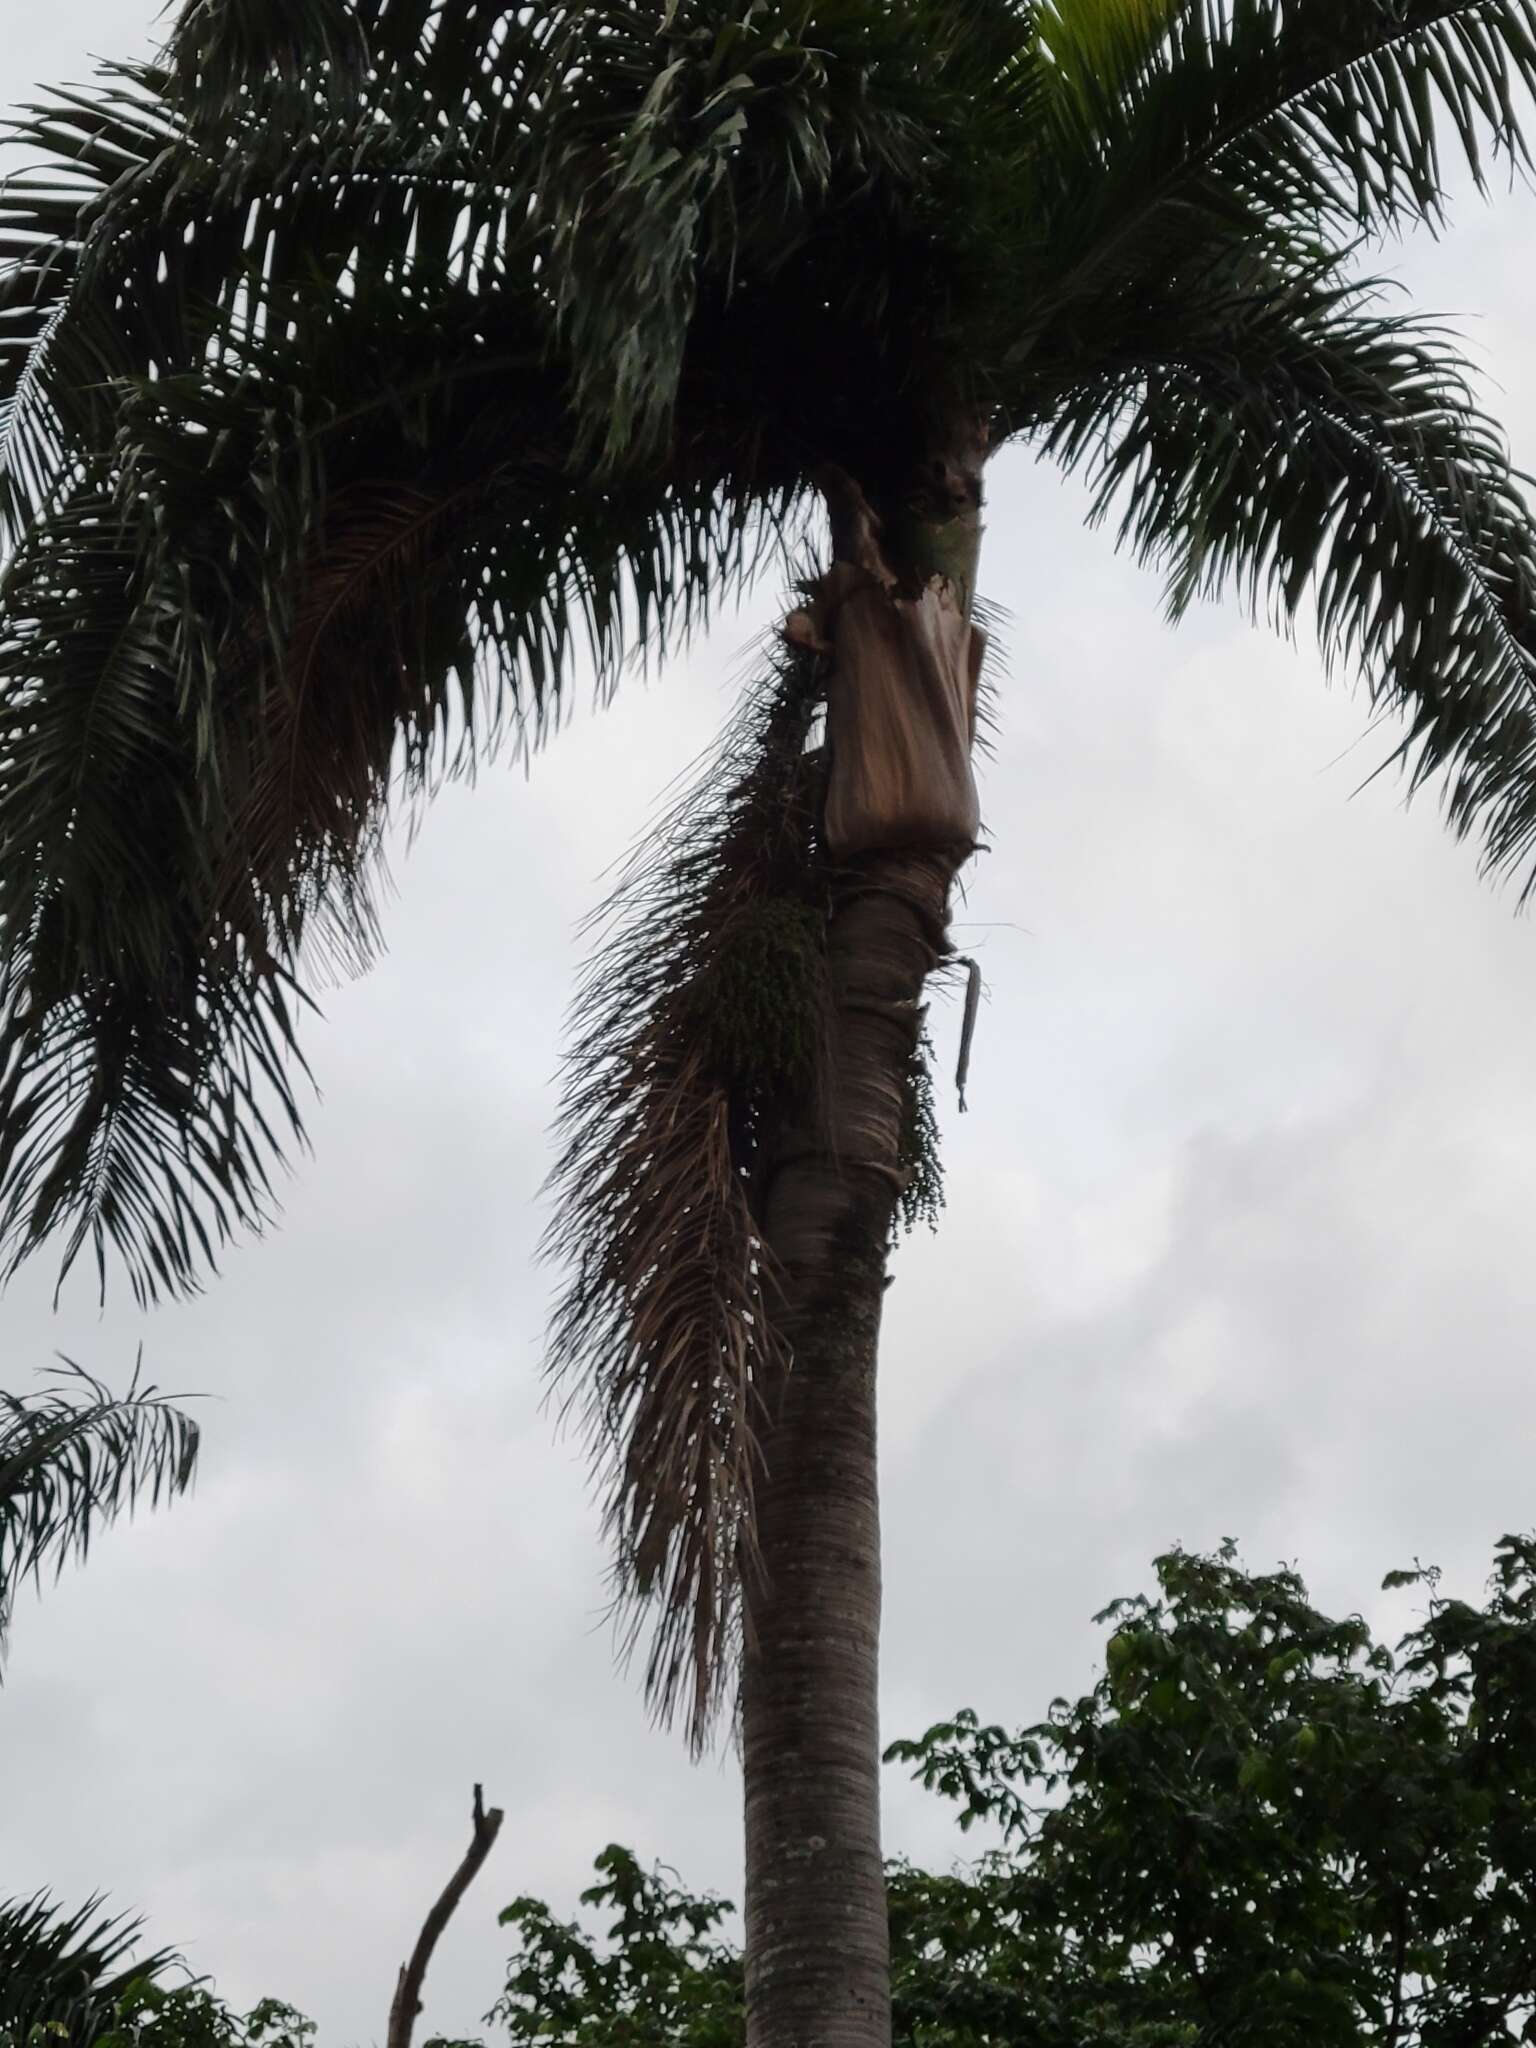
545;627;829;1750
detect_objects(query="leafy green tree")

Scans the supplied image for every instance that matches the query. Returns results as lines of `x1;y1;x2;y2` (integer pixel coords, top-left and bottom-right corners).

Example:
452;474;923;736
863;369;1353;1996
0;1981;318;2048
91;1984;316;2048
8;4;1536;2037
10;1537;1536;2048
489;1848;744;2048
0;1363;199;2046
488;1538;1536;2047
0;1960;312;2048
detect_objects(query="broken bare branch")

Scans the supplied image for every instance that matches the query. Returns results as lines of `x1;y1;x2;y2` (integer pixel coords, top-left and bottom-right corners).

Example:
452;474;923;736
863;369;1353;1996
386;1784;504;2048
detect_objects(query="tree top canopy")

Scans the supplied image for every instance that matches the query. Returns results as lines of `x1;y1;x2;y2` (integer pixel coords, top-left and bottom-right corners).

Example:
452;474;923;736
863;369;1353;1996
5;0;1536;1301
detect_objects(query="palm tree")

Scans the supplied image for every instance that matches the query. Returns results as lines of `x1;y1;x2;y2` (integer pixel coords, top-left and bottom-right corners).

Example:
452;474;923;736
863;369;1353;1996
5;2;1536;2039
0;1361;198;2044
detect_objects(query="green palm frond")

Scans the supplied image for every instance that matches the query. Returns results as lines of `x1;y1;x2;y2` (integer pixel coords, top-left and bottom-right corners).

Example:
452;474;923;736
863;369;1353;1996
0;951;307;1307
0;1893;177;2048
1214;0;1536;228
0;472;312;1303
1006;1;1536;376
0;1358;199;1666
546;631;830;1748
527;0;1023;466
1043;252;1536;890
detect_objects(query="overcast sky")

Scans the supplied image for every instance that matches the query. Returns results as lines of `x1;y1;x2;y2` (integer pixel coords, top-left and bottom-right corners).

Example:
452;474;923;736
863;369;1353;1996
6;11;1536;2044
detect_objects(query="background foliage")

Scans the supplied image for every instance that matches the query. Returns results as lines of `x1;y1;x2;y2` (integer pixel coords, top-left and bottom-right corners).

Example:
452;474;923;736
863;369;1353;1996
9;1536;1536;2046
490;1537;1536;2048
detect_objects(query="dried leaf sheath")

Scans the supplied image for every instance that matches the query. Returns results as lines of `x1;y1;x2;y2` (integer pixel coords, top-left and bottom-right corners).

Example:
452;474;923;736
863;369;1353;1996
545;633;828;1749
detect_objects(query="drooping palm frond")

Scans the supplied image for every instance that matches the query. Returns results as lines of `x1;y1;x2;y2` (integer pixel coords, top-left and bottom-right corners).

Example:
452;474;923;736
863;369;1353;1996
1038;249;1536;892
0;948;308;1308
1217;0;1536;229
546;631;832;1748
0;1357;199;1666
0;1893;178;2048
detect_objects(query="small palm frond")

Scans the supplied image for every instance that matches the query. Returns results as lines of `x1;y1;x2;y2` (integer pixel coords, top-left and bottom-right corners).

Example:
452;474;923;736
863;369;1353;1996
546;632;830;1749
1042;251;1536;891
0;1357;199;1668
0;1893;178;2048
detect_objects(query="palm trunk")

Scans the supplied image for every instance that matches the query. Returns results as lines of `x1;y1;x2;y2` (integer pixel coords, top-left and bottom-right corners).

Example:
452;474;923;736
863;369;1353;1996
742;445;985;2048
743;851;954;2047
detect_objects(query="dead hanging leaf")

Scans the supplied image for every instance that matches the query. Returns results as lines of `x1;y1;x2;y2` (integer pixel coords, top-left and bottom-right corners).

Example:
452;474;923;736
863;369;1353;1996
544;635;829;1749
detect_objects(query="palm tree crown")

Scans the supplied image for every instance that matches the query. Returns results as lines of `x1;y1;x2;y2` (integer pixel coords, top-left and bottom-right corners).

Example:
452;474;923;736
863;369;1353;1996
4;0;1536;1309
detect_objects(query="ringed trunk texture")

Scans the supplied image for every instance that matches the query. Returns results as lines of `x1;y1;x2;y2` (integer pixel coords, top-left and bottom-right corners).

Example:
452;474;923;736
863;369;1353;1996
742;454;984;2048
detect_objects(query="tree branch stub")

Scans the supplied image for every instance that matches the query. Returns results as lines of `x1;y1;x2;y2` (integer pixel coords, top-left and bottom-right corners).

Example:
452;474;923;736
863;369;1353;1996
385;1786;505;2048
